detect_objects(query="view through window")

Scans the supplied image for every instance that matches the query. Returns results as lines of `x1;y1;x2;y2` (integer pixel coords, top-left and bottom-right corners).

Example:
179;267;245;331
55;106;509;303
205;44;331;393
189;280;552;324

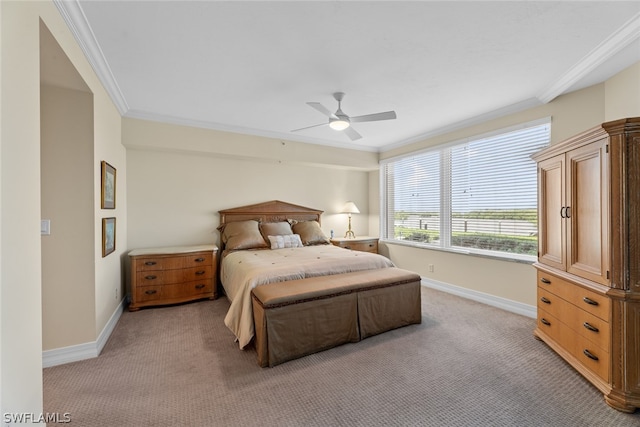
381;119;550;260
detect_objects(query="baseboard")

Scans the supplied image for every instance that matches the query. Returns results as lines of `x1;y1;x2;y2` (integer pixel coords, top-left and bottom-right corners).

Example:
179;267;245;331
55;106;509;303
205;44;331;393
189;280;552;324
421;277;536;319
42;298;126;368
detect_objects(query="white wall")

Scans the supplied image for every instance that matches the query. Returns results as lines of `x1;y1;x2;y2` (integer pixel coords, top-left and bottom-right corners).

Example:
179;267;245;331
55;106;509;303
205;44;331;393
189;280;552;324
605;61;640;121
1;1;44;416
124;118;377;254
41;84;95;350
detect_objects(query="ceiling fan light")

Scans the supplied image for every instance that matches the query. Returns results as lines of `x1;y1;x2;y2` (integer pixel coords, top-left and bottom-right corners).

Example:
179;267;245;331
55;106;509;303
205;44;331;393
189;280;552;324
329;119;350;131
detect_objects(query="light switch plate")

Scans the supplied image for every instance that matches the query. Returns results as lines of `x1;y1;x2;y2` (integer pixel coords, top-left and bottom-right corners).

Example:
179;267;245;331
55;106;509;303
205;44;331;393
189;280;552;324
41;219;51;236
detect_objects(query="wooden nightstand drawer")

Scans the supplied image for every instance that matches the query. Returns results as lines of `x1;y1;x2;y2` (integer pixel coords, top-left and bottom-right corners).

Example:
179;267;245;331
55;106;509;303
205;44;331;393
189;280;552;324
183;252;213;267
330;237;379;254
183;265;213;281
136;281;214;303
128;245;218;311
136;286;166;302
135;256;184;272
136;269;182;286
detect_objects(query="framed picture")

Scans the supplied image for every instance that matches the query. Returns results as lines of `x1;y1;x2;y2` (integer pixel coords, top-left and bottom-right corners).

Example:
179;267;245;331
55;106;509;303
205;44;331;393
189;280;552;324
101;161;116;209
102;217;116;257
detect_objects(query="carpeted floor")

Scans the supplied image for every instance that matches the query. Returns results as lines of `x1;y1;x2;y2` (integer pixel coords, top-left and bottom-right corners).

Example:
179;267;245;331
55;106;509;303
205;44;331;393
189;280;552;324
43;287;640;426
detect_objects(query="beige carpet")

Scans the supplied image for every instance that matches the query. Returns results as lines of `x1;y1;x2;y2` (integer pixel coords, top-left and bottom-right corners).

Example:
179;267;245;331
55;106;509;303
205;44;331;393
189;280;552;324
43;287;640;426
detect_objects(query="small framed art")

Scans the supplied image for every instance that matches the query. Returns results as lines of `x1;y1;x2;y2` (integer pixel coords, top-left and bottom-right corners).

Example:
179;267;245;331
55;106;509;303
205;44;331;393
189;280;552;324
102;217;116;257
101;161;116;209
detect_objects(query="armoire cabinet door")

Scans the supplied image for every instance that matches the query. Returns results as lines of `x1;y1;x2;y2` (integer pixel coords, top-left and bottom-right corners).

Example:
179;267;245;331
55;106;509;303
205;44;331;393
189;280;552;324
537;155;566;271
566;138;609;285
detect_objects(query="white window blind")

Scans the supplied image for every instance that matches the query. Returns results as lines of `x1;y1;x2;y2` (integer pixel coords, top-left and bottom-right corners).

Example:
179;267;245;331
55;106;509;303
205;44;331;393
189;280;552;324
381;120;550;260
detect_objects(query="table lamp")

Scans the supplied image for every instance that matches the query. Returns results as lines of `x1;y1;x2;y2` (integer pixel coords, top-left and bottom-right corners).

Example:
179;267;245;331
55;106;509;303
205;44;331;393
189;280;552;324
341;201;360;238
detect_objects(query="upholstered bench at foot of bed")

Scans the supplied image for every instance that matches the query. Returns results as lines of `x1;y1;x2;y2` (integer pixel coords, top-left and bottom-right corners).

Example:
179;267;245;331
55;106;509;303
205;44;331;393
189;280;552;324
251;267;422;367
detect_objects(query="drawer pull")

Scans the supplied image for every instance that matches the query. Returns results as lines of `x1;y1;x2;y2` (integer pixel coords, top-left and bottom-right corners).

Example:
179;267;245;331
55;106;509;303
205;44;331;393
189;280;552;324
195;270;206;276
195;257;205;262
144;261;157;266
583;349;599;361
583;322;599;333
540;277;551;284
583;297;599;306
540;296;551;304
195;284;205;289
541;318;551;326
145;275;157;280
145;290;157;295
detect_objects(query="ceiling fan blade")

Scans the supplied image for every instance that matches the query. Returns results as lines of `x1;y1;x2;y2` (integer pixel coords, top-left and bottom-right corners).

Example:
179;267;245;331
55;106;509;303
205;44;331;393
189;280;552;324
307;102;338;119
291;122;327;132
350;110;397;123
344;126;362;141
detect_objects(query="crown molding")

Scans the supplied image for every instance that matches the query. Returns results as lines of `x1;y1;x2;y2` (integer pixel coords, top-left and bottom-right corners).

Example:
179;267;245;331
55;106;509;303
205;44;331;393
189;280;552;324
537;11;640;104
53;0;129;114
124;109;381;153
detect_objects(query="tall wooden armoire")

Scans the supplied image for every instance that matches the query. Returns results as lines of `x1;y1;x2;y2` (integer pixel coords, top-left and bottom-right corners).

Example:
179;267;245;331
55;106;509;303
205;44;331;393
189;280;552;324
532;117;640;413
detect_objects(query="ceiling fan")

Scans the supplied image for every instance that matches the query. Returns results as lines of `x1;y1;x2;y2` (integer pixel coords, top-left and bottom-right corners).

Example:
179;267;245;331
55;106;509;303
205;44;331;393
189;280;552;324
291;92;397;141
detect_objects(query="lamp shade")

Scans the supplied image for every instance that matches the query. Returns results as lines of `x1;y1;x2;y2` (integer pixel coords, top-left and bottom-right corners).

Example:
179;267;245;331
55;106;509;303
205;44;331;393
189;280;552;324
341;201;360;214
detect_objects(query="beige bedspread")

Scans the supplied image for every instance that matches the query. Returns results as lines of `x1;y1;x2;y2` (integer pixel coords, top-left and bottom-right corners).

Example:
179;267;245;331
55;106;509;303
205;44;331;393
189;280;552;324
220;245;395;349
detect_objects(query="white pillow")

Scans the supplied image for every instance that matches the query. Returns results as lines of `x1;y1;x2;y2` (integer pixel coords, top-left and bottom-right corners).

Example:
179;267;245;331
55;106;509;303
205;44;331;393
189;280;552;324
268;234;304;249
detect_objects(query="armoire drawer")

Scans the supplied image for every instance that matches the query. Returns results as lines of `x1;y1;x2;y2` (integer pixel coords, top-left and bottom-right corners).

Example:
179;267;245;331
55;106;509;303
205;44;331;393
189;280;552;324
537;271;610;321
537;287;610;352
537;309;610;382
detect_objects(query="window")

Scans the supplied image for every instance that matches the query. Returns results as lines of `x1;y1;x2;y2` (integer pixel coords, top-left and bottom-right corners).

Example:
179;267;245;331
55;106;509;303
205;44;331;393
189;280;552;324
381;119;550;261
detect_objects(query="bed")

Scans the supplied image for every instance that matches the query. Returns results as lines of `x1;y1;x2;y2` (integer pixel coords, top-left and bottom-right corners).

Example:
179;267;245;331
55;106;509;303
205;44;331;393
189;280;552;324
217;200;421;365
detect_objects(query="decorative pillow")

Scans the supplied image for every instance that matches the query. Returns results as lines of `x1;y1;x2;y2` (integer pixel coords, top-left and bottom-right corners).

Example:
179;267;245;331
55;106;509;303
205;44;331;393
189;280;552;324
268;234;304;249
259;221;293;242
290;220;330;246
217;220;268;250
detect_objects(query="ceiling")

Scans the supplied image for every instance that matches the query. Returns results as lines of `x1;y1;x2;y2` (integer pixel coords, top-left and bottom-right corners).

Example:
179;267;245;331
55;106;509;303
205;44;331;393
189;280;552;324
54;1;640;152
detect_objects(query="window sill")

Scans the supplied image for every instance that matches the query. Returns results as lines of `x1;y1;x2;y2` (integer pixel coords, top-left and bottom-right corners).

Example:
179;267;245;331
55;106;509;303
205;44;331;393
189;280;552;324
380;239;536;265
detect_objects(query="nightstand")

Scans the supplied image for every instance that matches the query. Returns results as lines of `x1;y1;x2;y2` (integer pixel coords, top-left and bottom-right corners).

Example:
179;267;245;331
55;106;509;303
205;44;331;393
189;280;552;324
128;244;218;311
330;236;379;254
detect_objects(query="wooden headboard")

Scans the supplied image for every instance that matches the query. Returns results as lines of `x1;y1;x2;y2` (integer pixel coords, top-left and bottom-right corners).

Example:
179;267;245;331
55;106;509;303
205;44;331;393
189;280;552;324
219;200;323;227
